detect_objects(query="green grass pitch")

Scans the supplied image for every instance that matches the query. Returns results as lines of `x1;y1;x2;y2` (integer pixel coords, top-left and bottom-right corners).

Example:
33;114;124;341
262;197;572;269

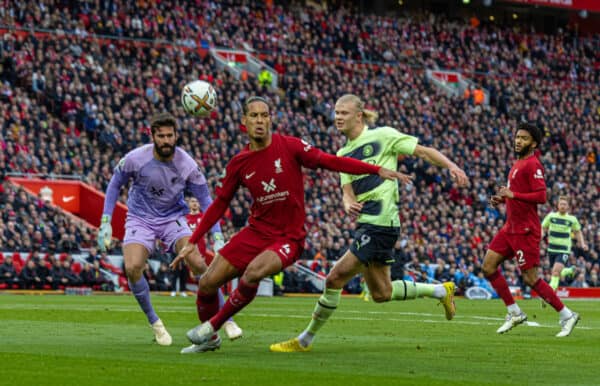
1;294;598;386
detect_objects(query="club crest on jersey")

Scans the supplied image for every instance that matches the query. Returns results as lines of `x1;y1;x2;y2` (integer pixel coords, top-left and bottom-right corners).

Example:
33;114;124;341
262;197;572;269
363;145;374;157
534;169;544;179
274;158;283;173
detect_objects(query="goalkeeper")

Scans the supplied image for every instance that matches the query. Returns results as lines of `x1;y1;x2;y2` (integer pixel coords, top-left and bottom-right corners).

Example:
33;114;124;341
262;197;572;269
98;112;239;347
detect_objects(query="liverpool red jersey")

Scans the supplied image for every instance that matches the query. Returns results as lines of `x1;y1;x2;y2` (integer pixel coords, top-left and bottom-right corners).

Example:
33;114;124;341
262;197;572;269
186;212;207;254
214;134;324;241
504;153;546;234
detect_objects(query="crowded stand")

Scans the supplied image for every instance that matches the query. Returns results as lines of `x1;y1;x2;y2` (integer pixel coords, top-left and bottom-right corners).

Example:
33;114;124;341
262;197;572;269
0;1;598;293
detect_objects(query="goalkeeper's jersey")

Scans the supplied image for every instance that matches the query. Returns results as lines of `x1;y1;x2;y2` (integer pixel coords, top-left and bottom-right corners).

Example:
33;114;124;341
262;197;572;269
337;126;418;228
542;211;581;253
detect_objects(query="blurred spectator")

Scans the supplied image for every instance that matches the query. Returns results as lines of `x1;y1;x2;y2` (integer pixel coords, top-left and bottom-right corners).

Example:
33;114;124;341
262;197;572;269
0;255;20;287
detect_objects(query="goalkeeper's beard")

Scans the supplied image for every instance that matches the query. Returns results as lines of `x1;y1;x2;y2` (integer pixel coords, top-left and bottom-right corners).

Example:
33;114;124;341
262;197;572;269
155;144;175;158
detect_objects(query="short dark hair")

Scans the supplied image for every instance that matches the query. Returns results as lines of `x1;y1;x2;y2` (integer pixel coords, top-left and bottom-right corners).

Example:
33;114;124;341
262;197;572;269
242;96;270;115
516;122;542;147
150;112;177;135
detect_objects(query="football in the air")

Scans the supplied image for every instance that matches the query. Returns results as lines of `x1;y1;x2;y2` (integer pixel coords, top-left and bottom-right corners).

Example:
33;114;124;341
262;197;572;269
181;80;217;117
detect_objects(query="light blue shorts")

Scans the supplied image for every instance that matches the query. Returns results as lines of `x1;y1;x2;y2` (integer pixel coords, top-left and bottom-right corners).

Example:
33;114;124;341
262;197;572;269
123;215;192;253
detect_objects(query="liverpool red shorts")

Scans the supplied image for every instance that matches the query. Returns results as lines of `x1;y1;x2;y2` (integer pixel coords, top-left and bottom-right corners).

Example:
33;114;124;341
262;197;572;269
488;229;541;270
218;226;304;272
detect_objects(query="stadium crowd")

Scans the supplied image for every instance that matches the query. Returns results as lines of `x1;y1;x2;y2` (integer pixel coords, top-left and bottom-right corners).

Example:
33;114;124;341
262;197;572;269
0;1;598;292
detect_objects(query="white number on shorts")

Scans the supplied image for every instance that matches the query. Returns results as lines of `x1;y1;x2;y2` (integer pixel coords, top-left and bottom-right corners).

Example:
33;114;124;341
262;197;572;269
516;250;525;266
279;244;291;257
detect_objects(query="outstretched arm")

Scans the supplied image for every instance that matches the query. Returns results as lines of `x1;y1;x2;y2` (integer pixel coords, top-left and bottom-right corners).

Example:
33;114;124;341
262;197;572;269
497;187;546;204
188;196;229;244
98;171;129;252
317;152;412;182
102;172;129;217
171;195;230;269
413;145;468;186
188;183;222;235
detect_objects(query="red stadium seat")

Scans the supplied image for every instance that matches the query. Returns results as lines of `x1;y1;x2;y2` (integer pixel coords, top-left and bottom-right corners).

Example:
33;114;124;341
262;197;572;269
11;253;23;266
72;262;82;274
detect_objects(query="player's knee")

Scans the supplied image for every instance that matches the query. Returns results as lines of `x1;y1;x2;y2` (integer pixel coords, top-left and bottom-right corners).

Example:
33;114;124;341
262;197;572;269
481;262;496;277
325;274;344;289
125;264;144;281
370;292;391;303
240;268;263;285
198;276;218;293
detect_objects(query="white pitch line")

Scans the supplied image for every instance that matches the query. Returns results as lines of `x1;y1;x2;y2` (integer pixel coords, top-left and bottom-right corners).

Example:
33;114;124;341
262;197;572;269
0;304;595;331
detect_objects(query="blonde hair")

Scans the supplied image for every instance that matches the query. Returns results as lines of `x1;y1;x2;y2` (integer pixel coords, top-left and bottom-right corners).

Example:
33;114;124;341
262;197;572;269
337;94;379;126
558;195;569;204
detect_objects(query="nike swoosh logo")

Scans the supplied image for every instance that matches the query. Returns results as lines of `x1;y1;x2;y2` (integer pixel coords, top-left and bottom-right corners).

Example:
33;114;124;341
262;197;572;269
62;196;76;203
245;172;256;179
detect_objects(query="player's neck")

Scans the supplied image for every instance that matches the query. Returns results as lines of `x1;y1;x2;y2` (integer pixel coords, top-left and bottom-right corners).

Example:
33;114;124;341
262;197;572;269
249;136;272;151
346;125;365;141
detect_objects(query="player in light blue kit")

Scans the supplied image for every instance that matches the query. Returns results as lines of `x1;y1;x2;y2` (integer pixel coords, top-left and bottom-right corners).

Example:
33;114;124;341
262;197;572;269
98;112;241;347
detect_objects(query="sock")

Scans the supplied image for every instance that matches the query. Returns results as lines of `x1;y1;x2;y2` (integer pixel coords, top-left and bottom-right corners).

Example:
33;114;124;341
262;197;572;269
507;303;522;315
533;278;565;312
217;287;234;322
391;280;417;300
416;283;439;298
129;277;159;325
549;275;560;290
299;288;342;347
559;306;573;321
210;279;258;330
196;289;219;322
486;268;516;307
560;267;574;278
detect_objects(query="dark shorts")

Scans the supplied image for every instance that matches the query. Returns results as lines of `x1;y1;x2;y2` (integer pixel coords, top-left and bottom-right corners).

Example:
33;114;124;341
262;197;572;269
548;252;571;266
488;229;541;270
218;227;304;272
349;223;400;266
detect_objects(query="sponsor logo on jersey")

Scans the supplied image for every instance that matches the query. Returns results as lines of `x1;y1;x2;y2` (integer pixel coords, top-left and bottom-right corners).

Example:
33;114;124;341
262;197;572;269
261;178;276;193
150;186;165;197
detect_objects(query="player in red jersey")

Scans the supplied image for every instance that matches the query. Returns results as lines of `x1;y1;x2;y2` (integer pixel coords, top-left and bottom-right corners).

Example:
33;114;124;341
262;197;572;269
186;197;208;258
172;96;411;351
181;197;243;351
482;123;579;337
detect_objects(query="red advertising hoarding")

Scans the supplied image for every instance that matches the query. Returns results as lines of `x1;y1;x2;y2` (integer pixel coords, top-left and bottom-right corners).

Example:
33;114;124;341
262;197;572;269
9;178;127;240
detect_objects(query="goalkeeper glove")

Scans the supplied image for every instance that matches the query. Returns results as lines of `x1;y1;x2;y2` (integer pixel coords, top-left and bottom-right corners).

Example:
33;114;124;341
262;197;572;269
97;214;113;252
213;232;225;253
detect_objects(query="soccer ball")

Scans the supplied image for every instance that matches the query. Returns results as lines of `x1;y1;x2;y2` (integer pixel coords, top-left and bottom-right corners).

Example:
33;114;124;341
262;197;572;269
181;80;217;117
